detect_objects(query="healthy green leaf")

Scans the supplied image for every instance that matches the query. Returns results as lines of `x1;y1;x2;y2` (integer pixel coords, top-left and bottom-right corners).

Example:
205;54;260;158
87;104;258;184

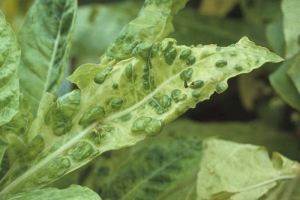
17;0;77;115
266;19;285;57
0;36;282;195
100;137;203;200
196;139;300;200
0;137;8;174
171;8;267;47
270;55;300;111
282;0;300;58
0;10;20;127
287;54;300;94
102;0;188;62
0;185;101;200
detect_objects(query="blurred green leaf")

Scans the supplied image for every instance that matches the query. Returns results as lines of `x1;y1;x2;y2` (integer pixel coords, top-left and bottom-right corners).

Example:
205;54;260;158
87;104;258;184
287;57;300;94
71;2;140;64
0;185;101;200
282;0;300;58
171;8;267;47
266;19;285;57
240;0;281;24
199;0;237;17
270;53;300;111
0;138;8;174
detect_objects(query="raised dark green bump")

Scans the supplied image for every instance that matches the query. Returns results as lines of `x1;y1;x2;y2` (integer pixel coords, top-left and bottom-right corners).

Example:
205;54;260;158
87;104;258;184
39;157;70;180
120;113;133;122
143;81;150;90
180;68;193;81
132;43;152;60
102;125;114;132
186;56;196;66
125;63;133;79
145;118;163;137
94;66;113;84
112;83;118;89
162;40;175;52
171;89;181;100
227;50;237;56
164;47;177;65
159;95;172;109
27;135;45;160
52;121;72;136
87;130;101;146
111;97;123;109
71;141;95;162
216;82;228;94
234;64;243;71
180;49;192;60
215;59;228;67
190;80;204;89
150;43;159;58
131;116;152;132
79;105;105;125
45;90;81;135
216;47;222;51
192;91;201;99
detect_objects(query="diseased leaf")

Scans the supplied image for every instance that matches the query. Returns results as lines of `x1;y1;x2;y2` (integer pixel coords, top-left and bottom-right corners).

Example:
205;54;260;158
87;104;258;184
17;0;77;115
196;139;300;200
0;185;101;200
0;10;20;127
102;0;188;62
100;137;203;200
270;54;300;111
0;35;282;195
282;0;300;58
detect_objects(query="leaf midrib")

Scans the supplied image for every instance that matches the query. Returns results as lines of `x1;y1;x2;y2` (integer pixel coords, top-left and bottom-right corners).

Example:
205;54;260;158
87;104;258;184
42;3;65;96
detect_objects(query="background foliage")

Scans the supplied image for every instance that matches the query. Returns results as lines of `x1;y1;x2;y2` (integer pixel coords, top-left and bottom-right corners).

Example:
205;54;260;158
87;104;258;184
0;0;300;199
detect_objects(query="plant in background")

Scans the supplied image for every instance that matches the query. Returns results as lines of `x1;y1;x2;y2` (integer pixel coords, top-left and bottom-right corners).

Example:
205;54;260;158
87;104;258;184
0;0;299;199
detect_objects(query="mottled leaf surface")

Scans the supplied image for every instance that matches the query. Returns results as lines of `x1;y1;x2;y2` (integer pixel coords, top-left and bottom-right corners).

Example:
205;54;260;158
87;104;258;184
17;0;77;115
101;137;202;200
0;11;20;126
51;118;299;193
0;0;283;196
102;0;188;62
197;139;300;200
0;185;101;200
0;36;281;195
282;0;300;58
